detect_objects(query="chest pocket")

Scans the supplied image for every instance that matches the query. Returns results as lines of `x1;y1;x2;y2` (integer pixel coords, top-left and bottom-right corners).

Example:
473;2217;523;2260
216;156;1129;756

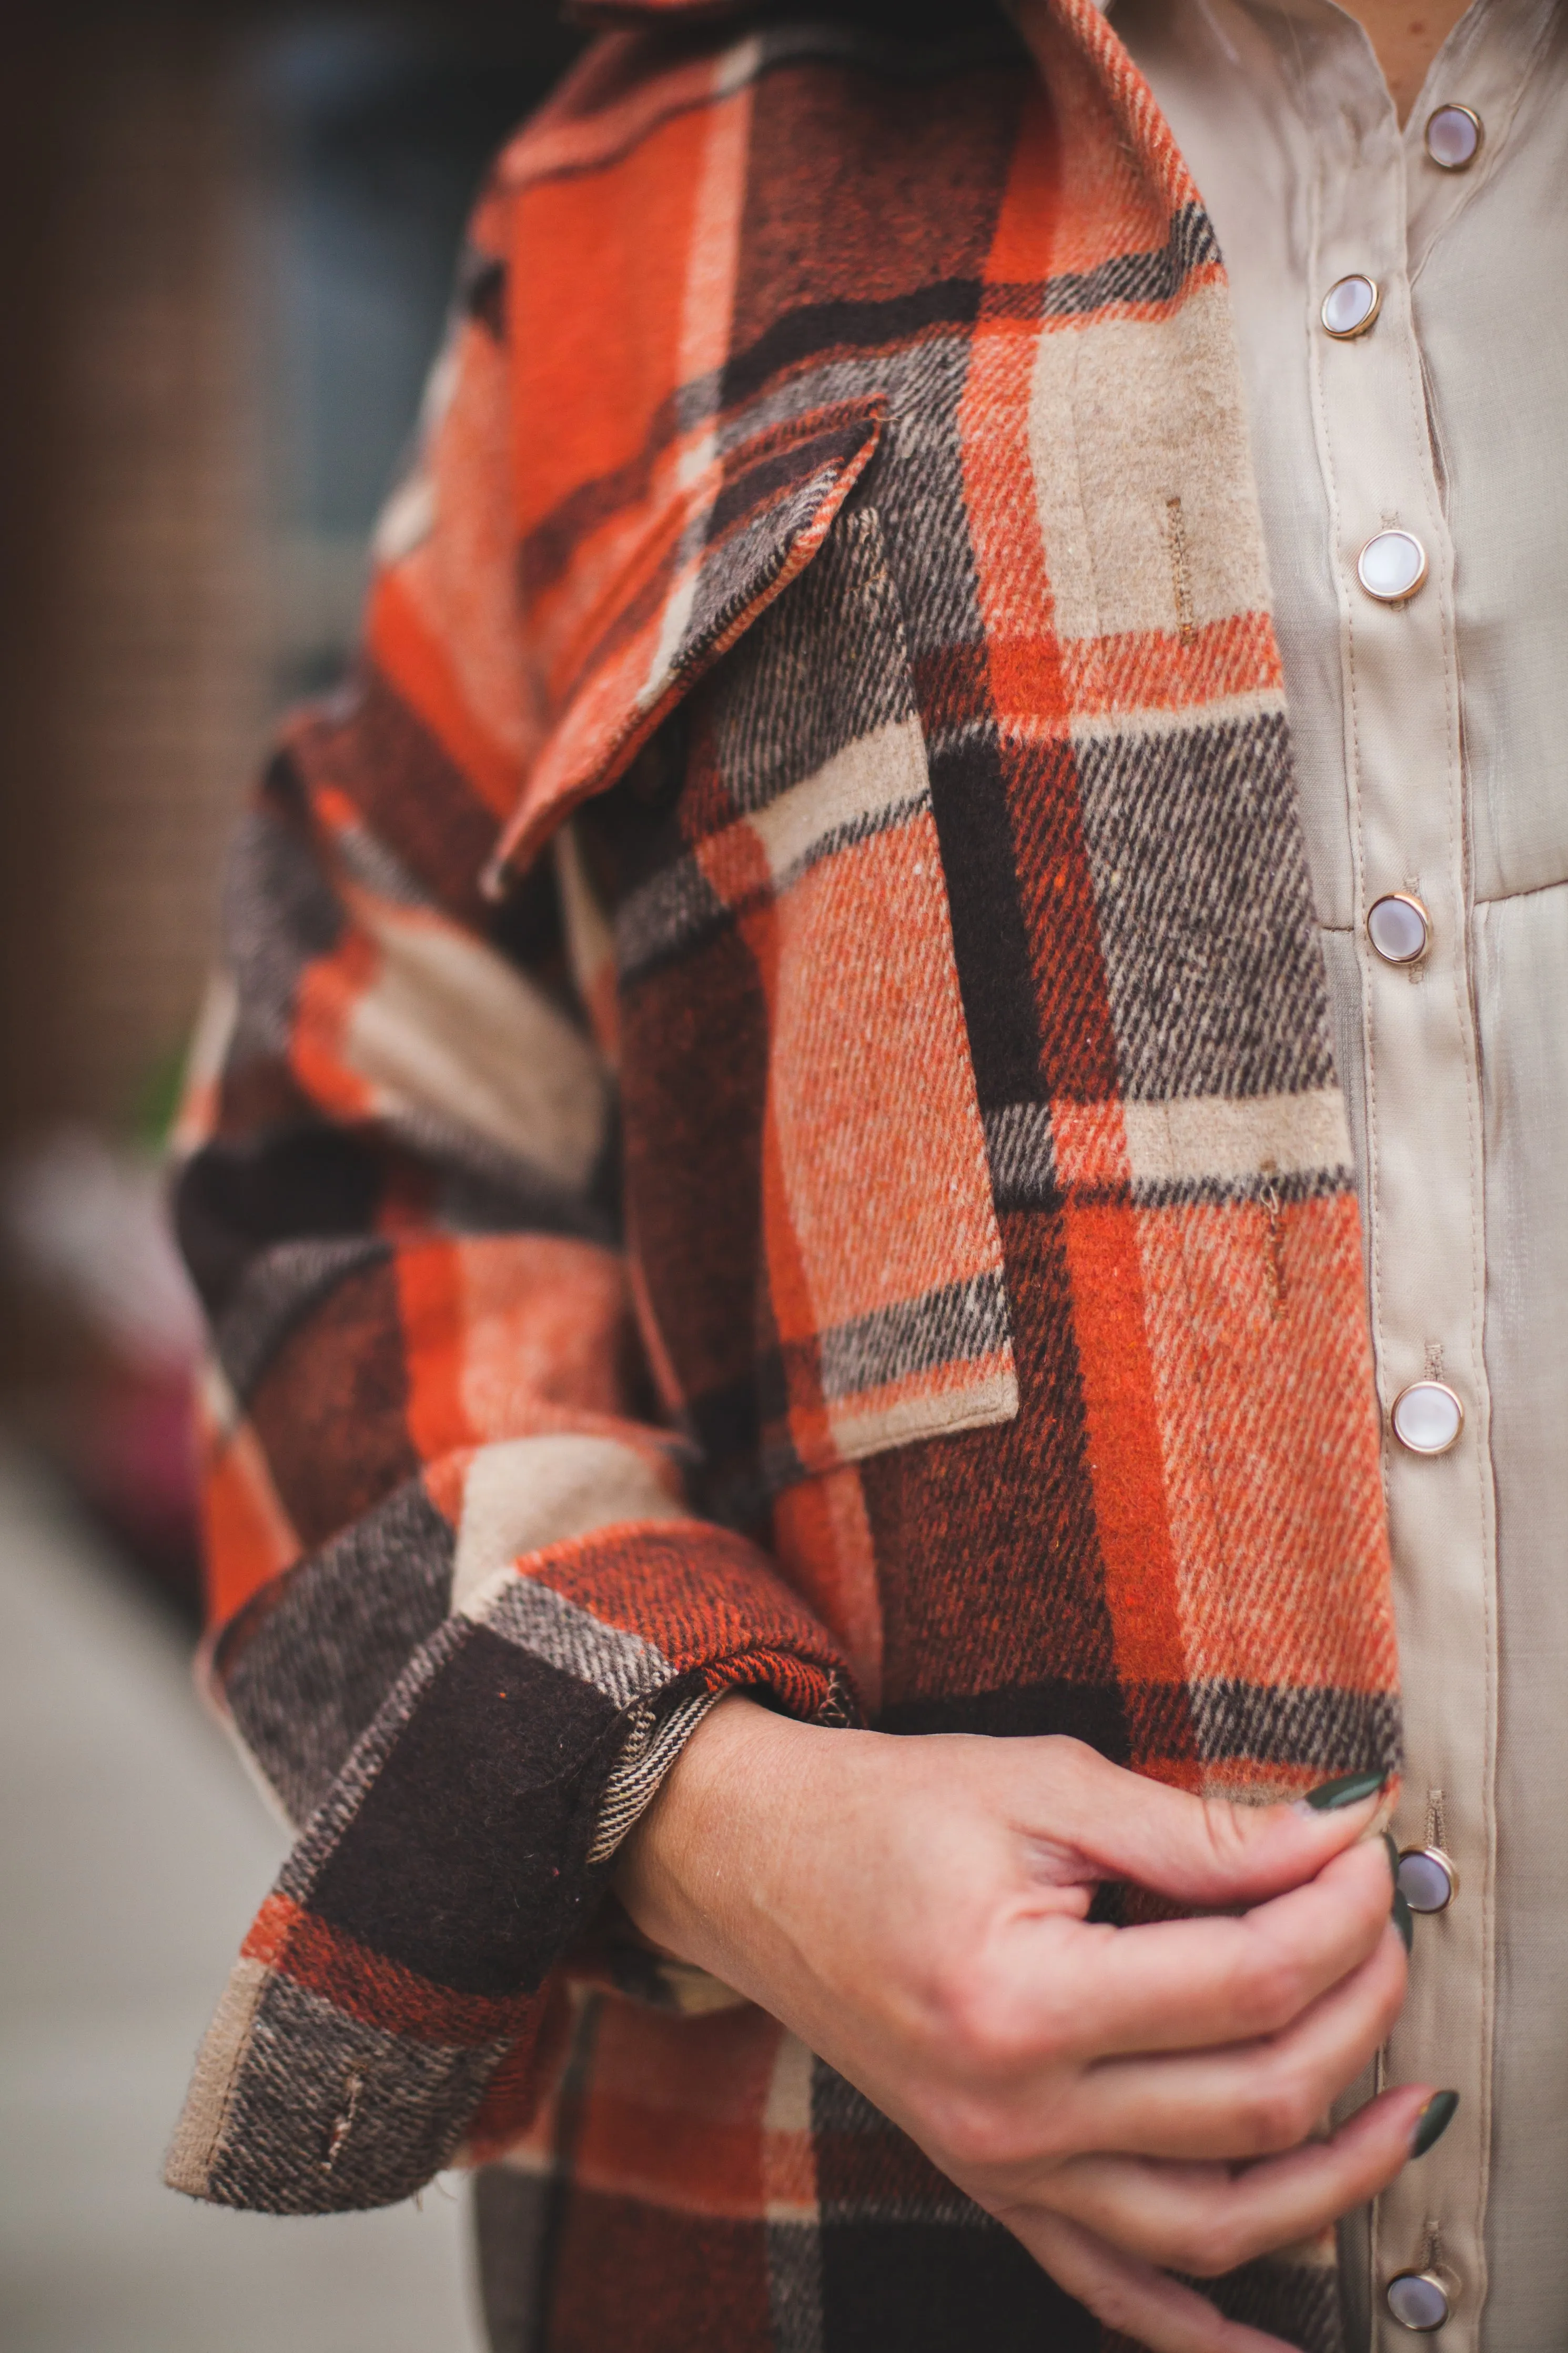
606;492;1016;1513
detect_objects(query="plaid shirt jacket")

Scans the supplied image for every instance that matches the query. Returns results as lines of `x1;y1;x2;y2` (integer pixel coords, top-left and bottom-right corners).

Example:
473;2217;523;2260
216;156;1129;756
167;0;1400;2342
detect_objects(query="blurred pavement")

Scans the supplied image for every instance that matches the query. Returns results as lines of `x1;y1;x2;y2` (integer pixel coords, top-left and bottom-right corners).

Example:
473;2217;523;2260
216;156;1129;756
0;1441;485;2353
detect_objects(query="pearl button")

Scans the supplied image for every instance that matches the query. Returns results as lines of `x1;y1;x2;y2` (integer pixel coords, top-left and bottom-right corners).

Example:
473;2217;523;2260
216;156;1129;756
1322;274;1381;339
1391;1381;1464;1456
1398;1846;1459;1914
1359;529;1429;603
1426;104;1483;169
1367;892;1430;966
1387;2270;1452;2331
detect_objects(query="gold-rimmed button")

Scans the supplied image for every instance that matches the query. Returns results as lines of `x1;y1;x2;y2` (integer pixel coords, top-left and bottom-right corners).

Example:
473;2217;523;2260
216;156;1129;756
1321;274;1381;339
1425;103;1482;169
1387;2270;1452;2331
1358;529;1428;603
1367;892;1431;966
1391;1381;1464;1456
1398;1845;1459;1913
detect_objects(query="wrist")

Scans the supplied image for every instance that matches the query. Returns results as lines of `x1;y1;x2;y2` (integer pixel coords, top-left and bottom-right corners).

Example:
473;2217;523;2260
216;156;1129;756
614;1692;824;1981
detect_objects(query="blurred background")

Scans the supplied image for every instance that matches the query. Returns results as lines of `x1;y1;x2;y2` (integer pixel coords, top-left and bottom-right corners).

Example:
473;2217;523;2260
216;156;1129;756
0;4;581;2345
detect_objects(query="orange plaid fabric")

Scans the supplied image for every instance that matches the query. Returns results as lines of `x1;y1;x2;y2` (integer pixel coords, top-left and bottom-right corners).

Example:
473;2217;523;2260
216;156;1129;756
167;2;1396;2344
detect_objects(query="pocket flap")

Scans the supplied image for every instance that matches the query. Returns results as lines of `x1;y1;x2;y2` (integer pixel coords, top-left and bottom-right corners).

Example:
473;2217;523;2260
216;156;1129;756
482;398;888;894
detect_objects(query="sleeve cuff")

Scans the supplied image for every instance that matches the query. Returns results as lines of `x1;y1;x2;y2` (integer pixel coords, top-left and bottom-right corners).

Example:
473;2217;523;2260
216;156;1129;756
585;1686;729;1867
168;1515;854;2213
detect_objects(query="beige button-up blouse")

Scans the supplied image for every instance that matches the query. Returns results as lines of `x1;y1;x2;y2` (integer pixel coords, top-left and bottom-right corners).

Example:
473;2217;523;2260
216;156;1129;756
1093;0;1568;2341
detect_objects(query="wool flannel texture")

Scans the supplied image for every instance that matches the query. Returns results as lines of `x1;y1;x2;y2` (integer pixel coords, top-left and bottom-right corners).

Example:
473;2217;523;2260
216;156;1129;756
167;0;1399;2344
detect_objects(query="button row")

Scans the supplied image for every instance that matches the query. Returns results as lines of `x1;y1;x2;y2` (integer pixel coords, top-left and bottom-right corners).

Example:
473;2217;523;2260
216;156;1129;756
1328;89;1483;2349
1387;1835;1462;2334
1319;102;1481;363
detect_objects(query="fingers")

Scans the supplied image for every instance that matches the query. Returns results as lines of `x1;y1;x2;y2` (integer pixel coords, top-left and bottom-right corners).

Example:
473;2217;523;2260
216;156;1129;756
1008;2208;1298;2353
1063;1922;1408;2160
1025;1739;1389;1910
1028;1832;1398;2060
1040;2080;1437;2277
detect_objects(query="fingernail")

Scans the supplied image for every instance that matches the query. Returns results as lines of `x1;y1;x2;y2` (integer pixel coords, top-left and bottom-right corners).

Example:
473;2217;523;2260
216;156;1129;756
1410;2090;1459;2159
1383;1830;1401;1886
1299;1769;1387;1813
1393;1886;1414;1955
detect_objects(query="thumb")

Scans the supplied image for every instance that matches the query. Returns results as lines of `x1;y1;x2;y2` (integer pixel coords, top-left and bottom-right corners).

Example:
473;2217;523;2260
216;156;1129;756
1037;1742;1392;1909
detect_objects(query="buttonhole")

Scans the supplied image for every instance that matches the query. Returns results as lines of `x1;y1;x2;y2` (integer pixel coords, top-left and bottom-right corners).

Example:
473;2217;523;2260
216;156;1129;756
1425;1787;1448;1854
1166;496;1198;646
1259;1164;1288;1316
324;2070;365;2171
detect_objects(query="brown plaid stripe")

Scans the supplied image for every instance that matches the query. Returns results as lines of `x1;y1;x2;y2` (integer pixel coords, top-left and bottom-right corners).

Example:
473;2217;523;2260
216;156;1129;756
167;1;1396;2343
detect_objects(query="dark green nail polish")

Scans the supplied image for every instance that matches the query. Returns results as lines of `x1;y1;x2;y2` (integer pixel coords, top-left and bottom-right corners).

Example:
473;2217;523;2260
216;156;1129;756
1410;2090;1459;2159
1383;1830;1401;1886
1303;1769;1387;1812
1393;1887;1414;1955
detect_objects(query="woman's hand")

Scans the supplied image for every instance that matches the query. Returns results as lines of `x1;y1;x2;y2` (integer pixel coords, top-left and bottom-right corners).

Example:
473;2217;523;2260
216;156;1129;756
618;1697;1441;2353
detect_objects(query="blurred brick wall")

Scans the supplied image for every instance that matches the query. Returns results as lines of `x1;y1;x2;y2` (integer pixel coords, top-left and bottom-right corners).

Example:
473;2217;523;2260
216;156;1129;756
42;22;267;1134
0;0;578;1395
